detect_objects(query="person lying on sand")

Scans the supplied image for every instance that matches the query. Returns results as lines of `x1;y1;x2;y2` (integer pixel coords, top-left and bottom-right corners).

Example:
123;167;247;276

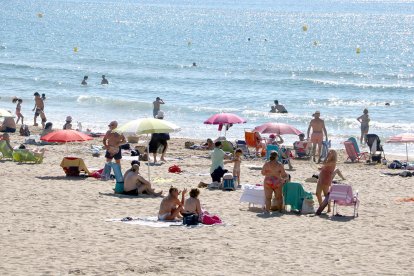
183;188;202;217
158;187;187;221
123;163;162;196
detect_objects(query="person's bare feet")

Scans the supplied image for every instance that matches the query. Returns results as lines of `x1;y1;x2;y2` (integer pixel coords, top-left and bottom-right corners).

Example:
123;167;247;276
160;158;166;162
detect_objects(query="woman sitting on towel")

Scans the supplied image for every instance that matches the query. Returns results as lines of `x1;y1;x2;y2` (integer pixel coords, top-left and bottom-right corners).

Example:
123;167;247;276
183;188;202;217
158;187;187;221
261;151;288;214
123;163;162;196
316;149;345;213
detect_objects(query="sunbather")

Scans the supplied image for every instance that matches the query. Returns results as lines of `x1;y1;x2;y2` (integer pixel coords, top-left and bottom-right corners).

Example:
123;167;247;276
261;151;288;213
0;117;16;133
158;187;187;221
123;163;162;196
316;149;344;213
183;188;202;217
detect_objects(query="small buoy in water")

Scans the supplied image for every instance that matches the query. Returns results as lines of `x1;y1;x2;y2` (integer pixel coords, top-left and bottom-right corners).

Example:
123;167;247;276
302;25;308;32
356;47;361;54
187;40;192;46
313;40;319;46
37;13;43;18
73;47;78;53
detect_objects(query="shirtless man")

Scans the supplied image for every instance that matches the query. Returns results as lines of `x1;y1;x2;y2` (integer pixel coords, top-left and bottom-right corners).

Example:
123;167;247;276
158;187;187;221
123;163;162;196
32;92;46;128
101;75;109;85
152;97;165;118
103;121;126;167
307;111;328;163
273;100;288;113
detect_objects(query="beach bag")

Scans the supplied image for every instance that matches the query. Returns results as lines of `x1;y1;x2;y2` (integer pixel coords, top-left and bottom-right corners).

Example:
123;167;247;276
223;173;235;191
388;160;403;169
301;197;315;214
65;166;80;177
19;125;30;136
183;214;199;226
168;165;182;174
201;213;222;225
90;169;103;179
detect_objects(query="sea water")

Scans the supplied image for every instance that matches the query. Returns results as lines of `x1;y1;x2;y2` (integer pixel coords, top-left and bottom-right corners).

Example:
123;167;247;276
0;0;413;154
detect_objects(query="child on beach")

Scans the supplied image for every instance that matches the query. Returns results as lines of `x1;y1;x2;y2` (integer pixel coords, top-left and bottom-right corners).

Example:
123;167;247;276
226;148;242;186
316;149;345;213
12;98;24;124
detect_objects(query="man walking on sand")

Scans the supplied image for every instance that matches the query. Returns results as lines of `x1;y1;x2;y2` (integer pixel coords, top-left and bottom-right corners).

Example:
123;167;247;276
103;121;126;168
307;111;328;163
32;92;46;128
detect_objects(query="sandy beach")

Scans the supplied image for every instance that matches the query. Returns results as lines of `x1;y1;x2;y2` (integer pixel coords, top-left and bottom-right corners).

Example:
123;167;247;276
1;128;413;276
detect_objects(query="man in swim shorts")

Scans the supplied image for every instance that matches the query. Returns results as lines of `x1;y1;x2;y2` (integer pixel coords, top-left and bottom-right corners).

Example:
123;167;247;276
307;111;328;163
103;121;126;168
158;187;187;221
152;97;164;118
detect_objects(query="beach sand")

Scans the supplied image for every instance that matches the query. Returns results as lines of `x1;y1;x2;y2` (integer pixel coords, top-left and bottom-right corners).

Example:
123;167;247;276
1;130;413;275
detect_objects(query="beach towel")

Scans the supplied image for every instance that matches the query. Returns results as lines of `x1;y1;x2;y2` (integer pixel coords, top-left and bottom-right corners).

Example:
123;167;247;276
107;217;183;228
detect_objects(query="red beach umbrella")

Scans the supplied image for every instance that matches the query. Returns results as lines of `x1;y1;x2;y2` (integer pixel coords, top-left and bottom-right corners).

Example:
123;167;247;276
254;122;302;136
40;130;93;143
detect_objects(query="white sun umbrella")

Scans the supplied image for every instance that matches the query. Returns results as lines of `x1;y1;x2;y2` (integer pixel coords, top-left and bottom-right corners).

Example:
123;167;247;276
115;118;181;181
0;109;15;118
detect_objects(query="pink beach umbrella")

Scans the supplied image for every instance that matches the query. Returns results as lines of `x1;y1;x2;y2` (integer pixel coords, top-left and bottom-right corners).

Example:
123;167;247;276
387;133;414;161
254;122;303;136
204;113;247;136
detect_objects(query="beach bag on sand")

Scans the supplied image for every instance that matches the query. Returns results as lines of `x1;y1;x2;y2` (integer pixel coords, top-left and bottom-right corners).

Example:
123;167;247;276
19;125;30;137
183;213;199;226
168;165;182;174
301;197;315;214
114;181;124;194
388;160;403;169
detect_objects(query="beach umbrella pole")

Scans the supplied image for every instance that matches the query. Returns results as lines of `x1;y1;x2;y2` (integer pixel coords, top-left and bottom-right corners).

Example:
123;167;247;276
406;143;408;162
147;134;151;182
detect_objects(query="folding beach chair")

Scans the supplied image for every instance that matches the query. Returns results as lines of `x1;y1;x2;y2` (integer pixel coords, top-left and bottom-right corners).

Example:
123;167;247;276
347;137;368;158
235;140;255;158
282;182;313;212
60;157;91;176
265;144;290;167
344;141;366;162
366;134;385;163
0;140;13;160
329;184;359;217
221;140;235;154
12;149;44;164
293;141;310;159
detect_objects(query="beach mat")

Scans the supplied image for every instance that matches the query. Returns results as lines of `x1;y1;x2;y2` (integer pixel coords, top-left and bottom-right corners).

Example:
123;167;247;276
106;216;228;228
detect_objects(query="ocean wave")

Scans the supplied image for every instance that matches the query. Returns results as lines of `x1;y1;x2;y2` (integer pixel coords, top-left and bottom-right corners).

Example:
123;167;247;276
76;95;151;109
300;78;414;89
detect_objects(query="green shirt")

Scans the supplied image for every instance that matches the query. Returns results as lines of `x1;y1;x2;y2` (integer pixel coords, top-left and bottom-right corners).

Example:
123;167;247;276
210;148;225;173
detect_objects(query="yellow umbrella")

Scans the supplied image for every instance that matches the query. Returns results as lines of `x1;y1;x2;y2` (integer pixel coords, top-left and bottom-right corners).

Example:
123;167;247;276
115;118;181;180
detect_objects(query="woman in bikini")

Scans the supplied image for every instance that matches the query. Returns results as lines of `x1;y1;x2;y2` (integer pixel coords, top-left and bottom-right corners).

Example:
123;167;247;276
357;108;370;144
316;149;343;213
261;151;288;214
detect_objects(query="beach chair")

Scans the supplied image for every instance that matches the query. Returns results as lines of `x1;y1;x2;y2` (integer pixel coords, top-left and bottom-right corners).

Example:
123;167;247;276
329;184;359;217
282;182;313;212
12;149;44;164
221;140;235;154
293;141;310;159
265;144;279;160
348;137;368;159
0;140;13;160
344;141;365;162
366;134;385;163
60;157;91;176
235;140;256;158
320;140;331;161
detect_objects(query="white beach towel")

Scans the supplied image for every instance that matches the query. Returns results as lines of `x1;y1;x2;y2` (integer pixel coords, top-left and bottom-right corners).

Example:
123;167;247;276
106;217;183;228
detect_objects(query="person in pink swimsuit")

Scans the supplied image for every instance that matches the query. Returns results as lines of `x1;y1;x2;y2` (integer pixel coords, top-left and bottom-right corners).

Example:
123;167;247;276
261;151;288;214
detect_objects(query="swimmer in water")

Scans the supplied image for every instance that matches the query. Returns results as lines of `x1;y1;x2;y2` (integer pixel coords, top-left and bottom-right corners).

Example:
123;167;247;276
101;75;109;85
385;103;390;106
192;62;197;67
81;76;88;85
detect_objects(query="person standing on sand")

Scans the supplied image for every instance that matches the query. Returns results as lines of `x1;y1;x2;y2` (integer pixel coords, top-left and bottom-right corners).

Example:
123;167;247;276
307;111;328;163
101;75;109;85
357;108;370;144
12;98;24;124
32;92;46;128
261;151;288;214
103;121;126;168
153;97;165;118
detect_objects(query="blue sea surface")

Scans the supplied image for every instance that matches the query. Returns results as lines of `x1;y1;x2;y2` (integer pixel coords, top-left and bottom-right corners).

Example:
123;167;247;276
0;0;413;152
